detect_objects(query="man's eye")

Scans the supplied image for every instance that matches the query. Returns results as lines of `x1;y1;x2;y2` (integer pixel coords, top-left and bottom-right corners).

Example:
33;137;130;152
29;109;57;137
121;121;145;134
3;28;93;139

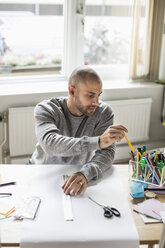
88;95;94;98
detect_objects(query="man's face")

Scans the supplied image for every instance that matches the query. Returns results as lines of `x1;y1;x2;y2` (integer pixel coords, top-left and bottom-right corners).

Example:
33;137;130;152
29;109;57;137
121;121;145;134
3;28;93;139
73;80;102;116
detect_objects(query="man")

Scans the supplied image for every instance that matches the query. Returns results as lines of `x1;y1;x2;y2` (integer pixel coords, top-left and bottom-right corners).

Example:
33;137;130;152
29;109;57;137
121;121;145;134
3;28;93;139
30;66;127;196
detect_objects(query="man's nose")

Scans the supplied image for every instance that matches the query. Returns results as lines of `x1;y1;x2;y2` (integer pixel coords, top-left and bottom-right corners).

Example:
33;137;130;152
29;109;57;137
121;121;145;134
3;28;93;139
92;97;99;106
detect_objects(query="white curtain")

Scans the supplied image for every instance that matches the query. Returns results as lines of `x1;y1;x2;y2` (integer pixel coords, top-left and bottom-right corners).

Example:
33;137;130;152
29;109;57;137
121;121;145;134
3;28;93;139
129;0;165;80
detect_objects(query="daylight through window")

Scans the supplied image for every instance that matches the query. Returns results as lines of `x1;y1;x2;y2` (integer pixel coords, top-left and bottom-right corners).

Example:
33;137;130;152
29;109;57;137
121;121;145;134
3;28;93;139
0;0;64;76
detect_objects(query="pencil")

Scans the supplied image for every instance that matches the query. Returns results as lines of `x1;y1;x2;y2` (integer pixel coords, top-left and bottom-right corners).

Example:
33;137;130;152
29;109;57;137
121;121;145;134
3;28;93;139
137;150;139;177
145;155;160;185
153;150;159;162
124;134;134;152
144;169;150;182
0;182;16;187
0;193;12;196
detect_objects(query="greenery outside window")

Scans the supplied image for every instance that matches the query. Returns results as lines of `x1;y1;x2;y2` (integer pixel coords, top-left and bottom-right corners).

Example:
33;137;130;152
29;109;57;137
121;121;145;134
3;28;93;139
0;0;164;83
0;0;64;77
84;0;134;80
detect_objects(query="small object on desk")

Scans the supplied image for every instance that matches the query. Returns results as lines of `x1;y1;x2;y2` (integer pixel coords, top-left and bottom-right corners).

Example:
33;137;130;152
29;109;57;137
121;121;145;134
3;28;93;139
153;150;160;162
0;193;12;197
4;206;16;217
0;205;16;219
14;196;41;220
129;180;146;199
62;175;74;221
142;145;146;153
130;146;165;187
144;169;151;182
144;185;165;194
88;196;120;218
160;211;165;223
140;158;146;171
0;181;16;187
146;154;161;184
139;213;162;223
144;190;156;199
133;198;165;221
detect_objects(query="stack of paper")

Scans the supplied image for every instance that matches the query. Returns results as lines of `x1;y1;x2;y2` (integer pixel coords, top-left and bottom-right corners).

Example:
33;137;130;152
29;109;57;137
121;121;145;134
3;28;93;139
139;214;162;223
14;196;41;220
0;196;41;221
160;211;165;223
133;198;165;221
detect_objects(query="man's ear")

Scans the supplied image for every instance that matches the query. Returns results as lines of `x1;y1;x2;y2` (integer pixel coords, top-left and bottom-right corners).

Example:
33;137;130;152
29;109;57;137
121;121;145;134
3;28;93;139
68;85;75;96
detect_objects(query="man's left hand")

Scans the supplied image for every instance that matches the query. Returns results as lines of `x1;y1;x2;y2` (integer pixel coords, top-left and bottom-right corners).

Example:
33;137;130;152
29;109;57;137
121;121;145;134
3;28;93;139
62;172;88;196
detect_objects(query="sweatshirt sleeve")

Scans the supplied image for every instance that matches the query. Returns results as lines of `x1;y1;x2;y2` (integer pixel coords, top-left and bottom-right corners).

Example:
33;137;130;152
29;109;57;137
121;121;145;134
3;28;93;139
80;104;116;182
34;103;99;157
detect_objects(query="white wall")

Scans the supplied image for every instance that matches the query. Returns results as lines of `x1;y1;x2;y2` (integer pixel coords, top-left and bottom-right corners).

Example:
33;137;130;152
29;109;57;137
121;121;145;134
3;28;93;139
0;81;165;163
101;82;165;161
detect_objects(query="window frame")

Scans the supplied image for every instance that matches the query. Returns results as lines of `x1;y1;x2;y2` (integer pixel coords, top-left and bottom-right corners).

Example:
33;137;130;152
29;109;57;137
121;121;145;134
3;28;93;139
1;0;164;84
0;0;85;84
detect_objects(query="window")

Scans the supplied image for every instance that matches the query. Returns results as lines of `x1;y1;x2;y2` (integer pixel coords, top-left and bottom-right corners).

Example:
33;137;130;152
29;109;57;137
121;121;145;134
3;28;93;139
0;0;134;81
0;0;64;76
1;0;162;83
84;0;133;80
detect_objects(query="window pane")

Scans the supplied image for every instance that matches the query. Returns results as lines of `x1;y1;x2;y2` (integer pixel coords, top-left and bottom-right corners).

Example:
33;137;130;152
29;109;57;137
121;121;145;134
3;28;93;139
0;0;64;76
84;0;133;79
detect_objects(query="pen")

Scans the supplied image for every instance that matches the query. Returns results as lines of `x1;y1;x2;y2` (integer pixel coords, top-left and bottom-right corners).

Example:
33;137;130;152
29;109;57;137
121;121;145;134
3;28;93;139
131;167;137;178
145;155;160;185
0;182;16;187
153;150;159;162
136;150;139;177
144;169;150;182
124;134;134;152
144;187;165;191
0;193;12;196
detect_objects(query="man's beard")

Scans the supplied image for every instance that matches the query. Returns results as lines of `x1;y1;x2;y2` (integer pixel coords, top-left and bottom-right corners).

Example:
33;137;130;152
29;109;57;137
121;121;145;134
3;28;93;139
76;103;97;116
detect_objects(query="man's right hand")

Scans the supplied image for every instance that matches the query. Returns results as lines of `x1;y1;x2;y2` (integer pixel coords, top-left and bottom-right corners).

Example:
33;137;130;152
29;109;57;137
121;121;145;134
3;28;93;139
99;125;128;149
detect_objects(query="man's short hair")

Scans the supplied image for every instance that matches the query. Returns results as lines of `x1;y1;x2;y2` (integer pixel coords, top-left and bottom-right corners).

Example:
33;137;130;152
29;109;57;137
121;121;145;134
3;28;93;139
68;66;102;86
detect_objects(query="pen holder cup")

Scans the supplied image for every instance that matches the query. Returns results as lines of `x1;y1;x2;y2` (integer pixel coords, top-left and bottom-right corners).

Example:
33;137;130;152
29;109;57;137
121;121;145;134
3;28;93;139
129;160;165;186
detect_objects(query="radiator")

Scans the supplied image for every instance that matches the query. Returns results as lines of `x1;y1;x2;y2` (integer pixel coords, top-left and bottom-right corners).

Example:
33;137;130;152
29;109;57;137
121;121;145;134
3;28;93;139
105;98;152;143
7;98;152;162
8;106;36;158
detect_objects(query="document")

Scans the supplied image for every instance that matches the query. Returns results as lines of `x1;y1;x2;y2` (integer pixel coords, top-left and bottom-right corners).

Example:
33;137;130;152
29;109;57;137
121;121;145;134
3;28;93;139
133;198;165;220
20;165;139;248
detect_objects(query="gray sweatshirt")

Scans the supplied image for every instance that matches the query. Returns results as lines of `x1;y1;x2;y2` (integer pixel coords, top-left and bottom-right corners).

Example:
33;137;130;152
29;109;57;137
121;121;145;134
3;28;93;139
30;97;116;182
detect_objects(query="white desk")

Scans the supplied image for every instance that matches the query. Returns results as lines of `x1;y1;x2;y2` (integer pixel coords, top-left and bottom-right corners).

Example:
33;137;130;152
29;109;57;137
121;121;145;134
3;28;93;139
1;164;163;247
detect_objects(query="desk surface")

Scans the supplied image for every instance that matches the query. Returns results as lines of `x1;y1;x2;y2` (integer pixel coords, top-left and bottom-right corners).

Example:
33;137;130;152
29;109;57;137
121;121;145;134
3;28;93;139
118;165;164;247
0;164;164;247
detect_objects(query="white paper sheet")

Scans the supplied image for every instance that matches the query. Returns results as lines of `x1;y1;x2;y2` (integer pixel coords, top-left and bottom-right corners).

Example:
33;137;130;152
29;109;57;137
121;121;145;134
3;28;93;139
133;198;165;220
20;165;139;248
139;214;162;223
160;211;165;223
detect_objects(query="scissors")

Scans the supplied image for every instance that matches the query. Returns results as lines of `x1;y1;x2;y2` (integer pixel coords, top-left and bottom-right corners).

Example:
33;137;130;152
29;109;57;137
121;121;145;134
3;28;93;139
88;196;120;218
